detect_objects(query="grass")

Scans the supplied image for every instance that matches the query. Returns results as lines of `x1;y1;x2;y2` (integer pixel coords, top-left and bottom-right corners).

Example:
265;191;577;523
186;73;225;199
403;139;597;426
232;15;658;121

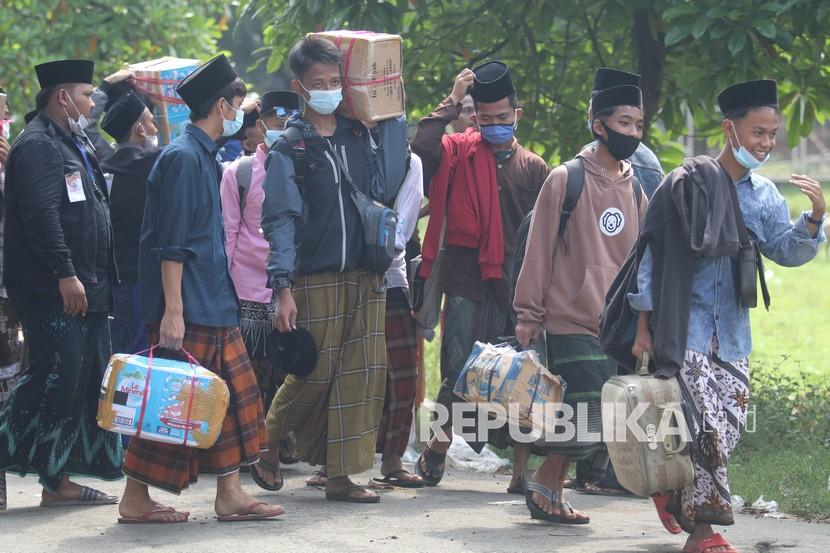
418;180;830;515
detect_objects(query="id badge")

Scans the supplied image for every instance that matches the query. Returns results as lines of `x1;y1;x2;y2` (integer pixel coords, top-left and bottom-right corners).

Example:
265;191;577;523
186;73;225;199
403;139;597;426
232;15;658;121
65;171;86;203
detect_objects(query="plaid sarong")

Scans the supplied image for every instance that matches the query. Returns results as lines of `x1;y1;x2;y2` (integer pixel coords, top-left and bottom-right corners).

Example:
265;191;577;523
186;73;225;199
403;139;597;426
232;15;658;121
123;323;266;494
265;270;386;478
376;289;418;458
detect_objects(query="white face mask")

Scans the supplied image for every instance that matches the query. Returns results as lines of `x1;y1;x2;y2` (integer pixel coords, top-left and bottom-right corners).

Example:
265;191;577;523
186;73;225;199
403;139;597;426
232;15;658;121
63;91;90;133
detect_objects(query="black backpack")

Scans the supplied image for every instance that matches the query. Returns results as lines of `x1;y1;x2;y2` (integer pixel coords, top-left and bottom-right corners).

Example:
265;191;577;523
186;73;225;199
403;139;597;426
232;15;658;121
508;158;642;318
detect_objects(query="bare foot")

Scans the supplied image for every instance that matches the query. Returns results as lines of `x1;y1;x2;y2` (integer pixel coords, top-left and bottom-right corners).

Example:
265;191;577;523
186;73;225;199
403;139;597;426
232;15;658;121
253;448;283;489
119;479;189;523
305;469;327;487
381;456;423;485
41;476;117;505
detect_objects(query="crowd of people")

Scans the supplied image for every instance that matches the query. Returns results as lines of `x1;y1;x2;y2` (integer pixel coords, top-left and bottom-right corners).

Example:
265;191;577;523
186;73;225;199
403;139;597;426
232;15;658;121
0;32;826;553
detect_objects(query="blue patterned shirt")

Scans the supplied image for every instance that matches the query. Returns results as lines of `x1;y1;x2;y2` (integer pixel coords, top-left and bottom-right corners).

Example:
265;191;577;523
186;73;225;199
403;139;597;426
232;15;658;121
629;171;824;361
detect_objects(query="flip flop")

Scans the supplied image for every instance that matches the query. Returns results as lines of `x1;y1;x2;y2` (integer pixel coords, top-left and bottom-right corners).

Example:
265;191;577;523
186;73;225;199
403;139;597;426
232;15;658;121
40;485;119;507
372;470;424;489
118;506;190;524
558;501;591;525
0;471;6;511
693;533;738;553
578;481;635;497
414;445;446;487
326;484;380;504
216;501;284;522
251;458;283;492
652;493;683;535
507;475;526;495
524;477;589;525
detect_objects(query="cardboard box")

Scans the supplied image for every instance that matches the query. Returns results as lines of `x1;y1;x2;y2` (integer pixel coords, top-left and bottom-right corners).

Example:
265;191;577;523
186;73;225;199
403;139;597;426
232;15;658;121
130;57;200;145
453;342;565;433
98;353;229;449
309;30;405;121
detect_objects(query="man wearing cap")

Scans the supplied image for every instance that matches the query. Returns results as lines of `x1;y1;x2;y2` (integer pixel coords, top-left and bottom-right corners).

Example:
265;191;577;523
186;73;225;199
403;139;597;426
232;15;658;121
0;59;122;508
219;90;299;492
100;92;161;358
118;54;283;523
629;79;824;552
85;68;149;162
514;82;649;524
411;61;549;487
558;68;665;497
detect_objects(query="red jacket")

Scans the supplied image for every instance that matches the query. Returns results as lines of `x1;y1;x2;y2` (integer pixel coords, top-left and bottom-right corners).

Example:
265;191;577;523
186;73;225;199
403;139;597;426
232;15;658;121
421;129;504;280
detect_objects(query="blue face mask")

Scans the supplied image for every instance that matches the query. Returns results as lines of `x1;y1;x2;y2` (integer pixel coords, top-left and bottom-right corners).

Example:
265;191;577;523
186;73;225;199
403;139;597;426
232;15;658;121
480;123;515;145
222;100;244;137
264;129;284;148
300;82;342;115
729;120;769;170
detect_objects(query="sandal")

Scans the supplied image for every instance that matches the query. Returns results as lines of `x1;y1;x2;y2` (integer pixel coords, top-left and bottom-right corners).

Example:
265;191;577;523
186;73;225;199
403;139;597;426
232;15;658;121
525;477;589;525
118;505;190;524
652;493;683;535
691;533;737;553
558;501;591;525
372;469;424;489
279;436;300;465
326;484;380;504
0;471;6;511
414;445;446;487
251;458;283;492
579;481;634;497
217;501;284;522
40;485;118;507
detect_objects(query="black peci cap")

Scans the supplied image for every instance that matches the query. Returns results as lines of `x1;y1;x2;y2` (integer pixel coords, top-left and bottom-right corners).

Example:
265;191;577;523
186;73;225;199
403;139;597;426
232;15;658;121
592;84;643;113
592;68;641;95
102;92;148;141
176;54;239;110
35;59;95;89
717;79;778;115
470;61;515;103
260;90;299;116
265;327;318;379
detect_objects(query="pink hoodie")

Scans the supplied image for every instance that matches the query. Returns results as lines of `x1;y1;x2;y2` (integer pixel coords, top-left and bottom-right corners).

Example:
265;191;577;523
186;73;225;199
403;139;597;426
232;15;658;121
220;144;272;304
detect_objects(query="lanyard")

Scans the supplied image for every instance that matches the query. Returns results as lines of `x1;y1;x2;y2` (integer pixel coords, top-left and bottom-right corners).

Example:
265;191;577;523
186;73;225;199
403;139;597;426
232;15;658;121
73;137;96;182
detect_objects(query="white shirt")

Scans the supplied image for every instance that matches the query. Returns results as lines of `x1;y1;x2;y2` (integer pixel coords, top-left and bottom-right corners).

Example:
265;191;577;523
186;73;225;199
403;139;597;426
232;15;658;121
386;152;424;290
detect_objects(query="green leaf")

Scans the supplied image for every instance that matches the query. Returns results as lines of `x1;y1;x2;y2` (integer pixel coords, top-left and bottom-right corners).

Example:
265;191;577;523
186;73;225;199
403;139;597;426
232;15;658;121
664;26;691;47
755;20;777;39
691;18;711;39
662;4;699;21
728;32;747;55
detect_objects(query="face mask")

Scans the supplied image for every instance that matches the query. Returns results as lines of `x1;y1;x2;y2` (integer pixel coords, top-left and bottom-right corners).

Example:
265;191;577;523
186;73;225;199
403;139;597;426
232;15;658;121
598;120;640;161
729;120;769;170
0;120;10;140
480;123;515;145
221;100;244;137
300;83;342;115
63;91;90;133
264;129;284;148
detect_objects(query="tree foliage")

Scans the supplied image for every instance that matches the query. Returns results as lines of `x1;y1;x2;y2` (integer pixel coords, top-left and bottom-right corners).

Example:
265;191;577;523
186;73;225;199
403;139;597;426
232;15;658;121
245;0;830;166
0;0;227;124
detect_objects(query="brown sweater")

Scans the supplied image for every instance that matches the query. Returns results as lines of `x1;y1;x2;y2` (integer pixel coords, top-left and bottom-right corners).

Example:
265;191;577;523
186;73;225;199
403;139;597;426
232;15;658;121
514;147;647;336
412;97;549;302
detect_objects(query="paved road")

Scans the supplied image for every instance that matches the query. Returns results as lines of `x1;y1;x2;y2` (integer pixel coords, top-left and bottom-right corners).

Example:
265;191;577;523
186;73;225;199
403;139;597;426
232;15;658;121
1;462;826;552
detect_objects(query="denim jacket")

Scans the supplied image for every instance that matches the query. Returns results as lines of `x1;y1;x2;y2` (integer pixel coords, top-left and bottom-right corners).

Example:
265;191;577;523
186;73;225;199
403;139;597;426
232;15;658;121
629;171;825;361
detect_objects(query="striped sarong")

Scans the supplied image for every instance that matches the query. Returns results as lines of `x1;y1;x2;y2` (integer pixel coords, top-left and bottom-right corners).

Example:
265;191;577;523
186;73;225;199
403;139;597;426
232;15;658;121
265;270;386;478
535;333;617;459
123;323;266;494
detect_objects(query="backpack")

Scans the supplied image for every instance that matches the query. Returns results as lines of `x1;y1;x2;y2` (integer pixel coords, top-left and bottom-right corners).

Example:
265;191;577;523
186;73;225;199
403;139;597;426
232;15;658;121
508;158;643;316
236;155;254;212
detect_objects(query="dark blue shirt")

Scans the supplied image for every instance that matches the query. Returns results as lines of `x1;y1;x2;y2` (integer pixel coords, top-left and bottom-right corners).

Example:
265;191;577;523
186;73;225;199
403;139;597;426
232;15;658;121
139;124;239;327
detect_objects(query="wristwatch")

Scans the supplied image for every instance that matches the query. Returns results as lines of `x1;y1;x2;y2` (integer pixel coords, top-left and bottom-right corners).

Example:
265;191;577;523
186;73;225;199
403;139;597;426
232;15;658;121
805;213;825;226
273;277;292;292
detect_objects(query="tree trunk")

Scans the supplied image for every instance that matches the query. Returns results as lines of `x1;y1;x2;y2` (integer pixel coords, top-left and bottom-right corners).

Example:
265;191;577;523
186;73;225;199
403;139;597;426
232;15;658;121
632;9;665;141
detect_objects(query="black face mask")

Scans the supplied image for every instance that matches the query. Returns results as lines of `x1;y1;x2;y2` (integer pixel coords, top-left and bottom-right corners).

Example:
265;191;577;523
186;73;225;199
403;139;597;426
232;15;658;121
598;121;641;161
